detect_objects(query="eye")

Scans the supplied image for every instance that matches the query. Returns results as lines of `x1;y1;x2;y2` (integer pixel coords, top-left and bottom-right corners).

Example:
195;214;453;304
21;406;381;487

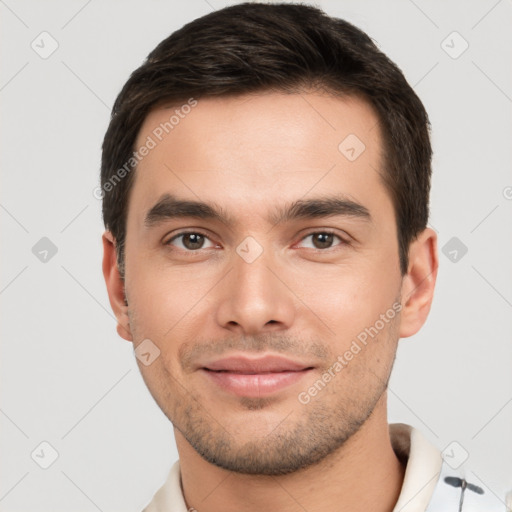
166;232;217;251
297;231;347;250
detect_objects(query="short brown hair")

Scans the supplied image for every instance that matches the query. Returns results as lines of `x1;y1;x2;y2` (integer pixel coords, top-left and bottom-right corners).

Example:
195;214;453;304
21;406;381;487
101;2;432;276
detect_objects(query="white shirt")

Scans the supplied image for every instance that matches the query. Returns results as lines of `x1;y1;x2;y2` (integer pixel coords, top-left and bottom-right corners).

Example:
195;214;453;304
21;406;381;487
142;423;505;512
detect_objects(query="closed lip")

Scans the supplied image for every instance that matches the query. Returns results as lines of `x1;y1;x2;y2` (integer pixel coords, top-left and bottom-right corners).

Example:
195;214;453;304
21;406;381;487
200;354;314;374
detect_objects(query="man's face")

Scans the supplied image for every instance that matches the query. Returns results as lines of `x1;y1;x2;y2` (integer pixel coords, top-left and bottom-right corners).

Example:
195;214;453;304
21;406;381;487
121;92;405;474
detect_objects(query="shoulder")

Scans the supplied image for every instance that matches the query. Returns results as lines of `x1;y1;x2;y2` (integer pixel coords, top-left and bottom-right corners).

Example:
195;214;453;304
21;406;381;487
389;424;508;512
426;458;508;512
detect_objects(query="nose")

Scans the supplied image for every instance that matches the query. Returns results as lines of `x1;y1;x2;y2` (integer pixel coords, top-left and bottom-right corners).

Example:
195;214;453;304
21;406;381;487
215;245;296;336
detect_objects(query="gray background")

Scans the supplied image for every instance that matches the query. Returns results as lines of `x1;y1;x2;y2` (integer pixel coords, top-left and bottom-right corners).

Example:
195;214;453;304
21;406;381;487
1;0;511;510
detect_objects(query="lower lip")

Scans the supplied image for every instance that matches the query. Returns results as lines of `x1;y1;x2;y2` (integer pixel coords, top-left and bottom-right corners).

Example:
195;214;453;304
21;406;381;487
201;369;312;397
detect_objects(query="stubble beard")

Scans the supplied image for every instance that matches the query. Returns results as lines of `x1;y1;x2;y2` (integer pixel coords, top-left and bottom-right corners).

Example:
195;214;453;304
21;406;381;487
130;305;399;476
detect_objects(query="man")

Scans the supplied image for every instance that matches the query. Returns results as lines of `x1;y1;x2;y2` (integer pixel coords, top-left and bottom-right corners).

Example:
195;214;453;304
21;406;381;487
100;3;502;511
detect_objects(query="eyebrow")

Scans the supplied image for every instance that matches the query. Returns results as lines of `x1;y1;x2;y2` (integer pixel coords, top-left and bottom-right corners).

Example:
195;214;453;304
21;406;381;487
144;193;372;228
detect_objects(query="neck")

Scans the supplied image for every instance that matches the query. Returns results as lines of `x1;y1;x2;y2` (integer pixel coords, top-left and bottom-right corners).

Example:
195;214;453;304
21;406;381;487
175;395;406;512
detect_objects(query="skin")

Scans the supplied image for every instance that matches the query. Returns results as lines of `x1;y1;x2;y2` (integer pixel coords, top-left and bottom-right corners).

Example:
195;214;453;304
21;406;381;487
103;91;438;512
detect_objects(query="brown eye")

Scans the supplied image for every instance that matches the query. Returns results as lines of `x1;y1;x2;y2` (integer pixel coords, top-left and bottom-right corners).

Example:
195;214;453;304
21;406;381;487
312;233;334;249
298;231;346;250
182;233;205;250
167;232;215;251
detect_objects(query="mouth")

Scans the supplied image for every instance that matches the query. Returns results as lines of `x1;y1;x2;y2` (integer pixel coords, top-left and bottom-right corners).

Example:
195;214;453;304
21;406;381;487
199;354;314;397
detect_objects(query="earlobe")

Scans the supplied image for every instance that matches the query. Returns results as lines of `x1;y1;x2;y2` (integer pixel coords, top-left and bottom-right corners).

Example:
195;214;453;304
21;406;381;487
399;228;438;339
102;231;133;342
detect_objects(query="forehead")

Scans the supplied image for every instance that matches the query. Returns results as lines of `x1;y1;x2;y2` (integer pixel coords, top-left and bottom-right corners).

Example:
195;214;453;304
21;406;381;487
129;92;391;226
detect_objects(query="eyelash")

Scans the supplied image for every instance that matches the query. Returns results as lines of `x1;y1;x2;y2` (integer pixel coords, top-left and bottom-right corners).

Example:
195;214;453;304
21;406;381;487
164;229;350;252
164;230;218;250
297;230;349;250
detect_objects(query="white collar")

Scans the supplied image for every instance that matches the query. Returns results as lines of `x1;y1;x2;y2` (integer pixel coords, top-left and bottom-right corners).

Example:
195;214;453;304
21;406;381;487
143;423;443;512
390;423;443;512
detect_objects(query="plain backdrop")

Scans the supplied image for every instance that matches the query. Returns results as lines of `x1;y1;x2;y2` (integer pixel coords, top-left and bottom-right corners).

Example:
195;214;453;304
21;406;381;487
1;0;511;510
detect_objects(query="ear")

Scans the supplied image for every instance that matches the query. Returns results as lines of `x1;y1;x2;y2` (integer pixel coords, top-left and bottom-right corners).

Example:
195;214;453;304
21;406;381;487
102;231;133;342
399;227;438;338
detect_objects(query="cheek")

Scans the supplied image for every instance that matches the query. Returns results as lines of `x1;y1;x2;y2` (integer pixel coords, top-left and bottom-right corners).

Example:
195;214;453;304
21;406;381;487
126;259;218;339
294;258;400;345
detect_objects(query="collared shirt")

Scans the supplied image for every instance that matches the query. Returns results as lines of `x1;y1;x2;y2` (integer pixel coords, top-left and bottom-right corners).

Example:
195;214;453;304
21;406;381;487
142;423;505;512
